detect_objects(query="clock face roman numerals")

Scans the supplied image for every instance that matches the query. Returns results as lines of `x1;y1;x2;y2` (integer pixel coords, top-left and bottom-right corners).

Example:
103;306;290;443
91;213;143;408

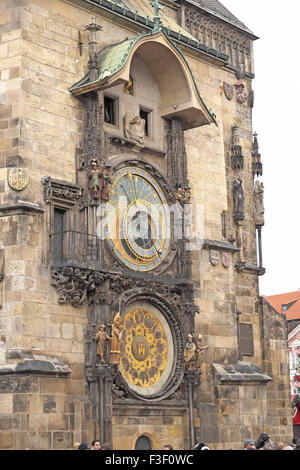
105;167;170;271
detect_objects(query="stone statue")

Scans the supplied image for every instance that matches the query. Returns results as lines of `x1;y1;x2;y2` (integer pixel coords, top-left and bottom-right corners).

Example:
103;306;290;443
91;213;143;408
125;112;145;145
88;158;104;199
233;177;245;222
101;166;112;201
95;324;112;363
184;334;197;370
110;312;122;365
184;334;208;370
254;180;265;226
195;335;208;369
88;159;112;201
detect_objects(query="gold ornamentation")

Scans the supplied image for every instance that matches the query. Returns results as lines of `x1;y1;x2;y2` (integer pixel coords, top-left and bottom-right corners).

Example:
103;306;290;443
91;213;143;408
7;168;28;191
119;308;168;388
105;167;170;271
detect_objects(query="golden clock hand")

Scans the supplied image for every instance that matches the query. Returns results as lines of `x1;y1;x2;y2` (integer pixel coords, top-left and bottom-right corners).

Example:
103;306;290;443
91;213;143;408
128;169;138;203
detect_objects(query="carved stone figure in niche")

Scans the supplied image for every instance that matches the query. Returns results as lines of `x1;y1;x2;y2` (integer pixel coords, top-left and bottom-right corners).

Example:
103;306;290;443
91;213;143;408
125;112;145;145
110;312;122;365
254;180;265;226
101;166;112;201
88;159;112;201
95;325;112;363
195;335;208;369
233;177;245;222
184;334;197;370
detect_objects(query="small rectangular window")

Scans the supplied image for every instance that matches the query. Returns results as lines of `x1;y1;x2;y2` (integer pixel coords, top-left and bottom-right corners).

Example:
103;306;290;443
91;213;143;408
139;108;151;137
104;95;117;125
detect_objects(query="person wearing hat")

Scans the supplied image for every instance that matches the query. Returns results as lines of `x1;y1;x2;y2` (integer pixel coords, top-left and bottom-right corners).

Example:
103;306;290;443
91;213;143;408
255;433;271;449
244;439;256;450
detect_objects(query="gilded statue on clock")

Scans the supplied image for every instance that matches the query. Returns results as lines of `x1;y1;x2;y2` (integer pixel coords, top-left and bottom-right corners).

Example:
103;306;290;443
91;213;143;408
104;166;171;272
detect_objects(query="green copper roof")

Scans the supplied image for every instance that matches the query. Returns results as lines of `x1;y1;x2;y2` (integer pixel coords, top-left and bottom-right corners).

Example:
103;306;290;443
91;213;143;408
69;28;217;125
69;33;148;91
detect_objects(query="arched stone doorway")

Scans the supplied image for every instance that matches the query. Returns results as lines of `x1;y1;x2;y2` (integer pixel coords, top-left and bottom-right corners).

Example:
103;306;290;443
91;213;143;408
134;435;152;450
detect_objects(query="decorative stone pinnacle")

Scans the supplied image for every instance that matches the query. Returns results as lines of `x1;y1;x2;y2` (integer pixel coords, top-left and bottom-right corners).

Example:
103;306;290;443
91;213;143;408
150;0;164;32
85;17;102;59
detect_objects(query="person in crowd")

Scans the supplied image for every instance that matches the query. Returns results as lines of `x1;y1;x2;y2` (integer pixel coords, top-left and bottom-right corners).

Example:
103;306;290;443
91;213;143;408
162;444;173;450
72;442;80;450
91;439;101;450
78;442;90;450
192;442;210;450
262;441;279;450
255;433;271;449
244;439;256;450
101;442;113;450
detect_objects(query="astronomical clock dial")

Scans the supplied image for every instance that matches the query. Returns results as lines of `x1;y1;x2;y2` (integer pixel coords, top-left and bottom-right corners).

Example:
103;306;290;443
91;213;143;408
119;303;174;398
105;166;170;271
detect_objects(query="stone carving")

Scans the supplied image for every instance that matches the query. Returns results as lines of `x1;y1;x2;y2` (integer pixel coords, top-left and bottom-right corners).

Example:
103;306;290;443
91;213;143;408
231;124;243;171
184;334;197;369
176;186;191;207
252;132;263;177
82;93;105;173
42;177;82;205
95;325;112;363
166;118;189;191
233;177;245;223
184;334;207;370
7;168;29;191
124;112;145;145
195;335;208;369
88;159;112;201
254;181;265;226
184;7;252;74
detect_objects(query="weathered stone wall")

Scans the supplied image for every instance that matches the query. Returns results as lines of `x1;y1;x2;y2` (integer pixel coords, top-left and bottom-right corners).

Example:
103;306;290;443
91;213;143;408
112;405;189;450
0;373;93;449
0;0;293;450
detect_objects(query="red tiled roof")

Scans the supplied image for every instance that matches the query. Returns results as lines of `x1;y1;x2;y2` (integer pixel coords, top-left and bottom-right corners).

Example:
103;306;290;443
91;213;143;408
265;291;300;321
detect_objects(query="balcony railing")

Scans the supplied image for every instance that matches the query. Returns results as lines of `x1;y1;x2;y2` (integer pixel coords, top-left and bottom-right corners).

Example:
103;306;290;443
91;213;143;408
50;230;101;266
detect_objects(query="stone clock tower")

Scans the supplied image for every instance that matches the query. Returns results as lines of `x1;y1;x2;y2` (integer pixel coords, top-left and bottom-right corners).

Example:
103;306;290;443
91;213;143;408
0;0;293;450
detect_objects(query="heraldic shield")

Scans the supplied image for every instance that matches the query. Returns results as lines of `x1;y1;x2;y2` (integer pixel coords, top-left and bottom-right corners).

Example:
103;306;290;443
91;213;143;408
7;168;29;191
